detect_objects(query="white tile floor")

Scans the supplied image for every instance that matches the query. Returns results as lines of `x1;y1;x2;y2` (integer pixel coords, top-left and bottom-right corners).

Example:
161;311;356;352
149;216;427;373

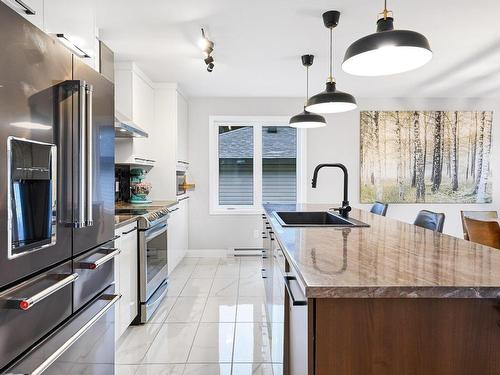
116;256;283;375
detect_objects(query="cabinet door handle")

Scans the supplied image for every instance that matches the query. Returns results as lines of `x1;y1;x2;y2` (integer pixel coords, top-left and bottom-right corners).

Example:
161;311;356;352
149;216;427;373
169;207;180;213
178;196;190;202
9;273;79;310
78;249;121;270
15;0;35;14
122;226;137;235
284;275;307;306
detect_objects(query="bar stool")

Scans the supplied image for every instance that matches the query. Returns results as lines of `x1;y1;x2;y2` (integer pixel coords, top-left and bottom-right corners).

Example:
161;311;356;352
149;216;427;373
370;201;388;216
463;217;500;250
460;210;498;240
413;210;445;233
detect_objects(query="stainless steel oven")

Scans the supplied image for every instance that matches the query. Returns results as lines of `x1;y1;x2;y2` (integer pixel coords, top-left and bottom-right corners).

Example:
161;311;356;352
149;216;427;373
137;210;169;323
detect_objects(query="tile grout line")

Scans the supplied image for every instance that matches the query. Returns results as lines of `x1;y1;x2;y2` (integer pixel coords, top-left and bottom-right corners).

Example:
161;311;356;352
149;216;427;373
230;256;242;374
183;257;220;365
140;257;200;367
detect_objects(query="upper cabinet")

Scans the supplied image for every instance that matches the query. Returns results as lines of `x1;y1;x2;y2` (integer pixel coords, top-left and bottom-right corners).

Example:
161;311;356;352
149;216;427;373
114;62;155;162
2;0;44;30
44;0;97;69
115;62;154;132
177;92;189;163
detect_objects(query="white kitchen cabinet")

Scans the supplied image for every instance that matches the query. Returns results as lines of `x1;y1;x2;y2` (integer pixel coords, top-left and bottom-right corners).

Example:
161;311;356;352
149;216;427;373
114;221;138;340
115;62;155;162
167;198;189;274
2;0;44;30
43;0;97;69
177;92;189;163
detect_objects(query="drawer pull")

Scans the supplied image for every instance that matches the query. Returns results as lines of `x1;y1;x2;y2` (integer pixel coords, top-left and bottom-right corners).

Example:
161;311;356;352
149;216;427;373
14;0;35;14
122;226;137;235
284;275;307;306
79;248;121;270
30;294;121;375
12;273;79;311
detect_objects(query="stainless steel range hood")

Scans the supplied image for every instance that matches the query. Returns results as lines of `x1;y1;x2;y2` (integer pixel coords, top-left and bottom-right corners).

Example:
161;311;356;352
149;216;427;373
115;111;148;138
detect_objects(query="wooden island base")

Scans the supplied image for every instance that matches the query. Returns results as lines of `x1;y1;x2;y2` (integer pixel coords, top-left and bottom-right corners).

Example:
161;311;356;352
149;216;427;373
313;298;500;375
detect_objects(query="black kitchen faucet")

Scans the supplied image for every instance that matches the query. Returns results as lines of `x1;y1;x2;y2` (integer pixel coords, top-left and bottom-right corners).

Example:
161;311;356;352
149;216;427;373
311;163;351;218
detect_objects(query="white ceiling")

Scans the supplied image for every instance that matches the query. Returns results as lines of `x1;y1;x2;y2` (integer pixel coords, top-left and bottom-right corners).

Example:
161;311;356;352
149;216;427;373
97;0;500;98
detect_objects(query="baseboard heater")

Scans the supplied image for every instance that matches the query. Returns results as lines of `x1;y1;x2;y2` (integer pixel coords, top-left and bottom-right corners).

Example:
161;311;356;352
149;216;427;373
231;248;264;256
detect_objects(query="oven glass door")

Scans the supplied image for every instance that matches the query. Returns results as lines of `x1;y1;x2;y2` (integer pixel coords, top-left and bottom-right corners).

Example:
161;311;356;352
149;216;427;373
144;223;168;296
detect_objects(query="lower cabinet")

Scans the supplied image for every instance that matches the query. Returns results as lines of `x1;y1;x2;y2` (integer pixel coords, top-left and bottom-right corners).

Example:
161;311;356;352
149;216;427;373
114;222;138;340
167;198;189;274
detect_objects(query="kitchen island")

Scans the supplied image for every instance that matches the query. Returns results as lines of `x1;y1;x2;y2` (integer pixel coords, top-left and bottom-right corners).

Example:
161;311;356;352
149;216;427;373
262;203;500;375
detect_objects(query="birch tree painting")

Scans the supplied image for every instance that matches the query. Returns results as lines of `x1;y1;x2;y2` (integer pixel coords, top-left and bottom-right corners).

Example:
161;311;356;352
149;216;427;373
360;111;493;203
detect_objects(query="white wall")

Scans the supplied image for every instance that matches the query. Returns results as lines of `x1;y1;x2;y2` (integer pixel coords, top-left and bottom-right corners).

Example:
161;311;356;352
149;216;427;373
188;97;500;250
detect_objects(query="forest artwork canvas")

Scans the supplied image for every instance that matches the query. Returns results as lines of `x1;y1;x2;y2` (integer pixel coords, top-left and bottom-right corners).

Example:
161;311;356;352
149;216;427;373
360;111;493;204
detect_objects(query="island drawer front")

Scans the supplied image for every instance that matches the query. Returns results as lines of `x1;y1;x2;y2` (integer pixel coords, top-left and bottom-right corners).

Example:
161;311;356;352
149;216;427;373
274;247;288;277
314;298;500;375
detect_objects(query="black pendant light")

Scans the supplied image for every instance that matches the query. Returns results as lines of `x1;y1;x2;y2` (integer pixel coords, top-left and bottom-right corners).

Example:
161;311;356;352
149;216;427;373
289;55;326;129
342;0;432;76
305;11;357;114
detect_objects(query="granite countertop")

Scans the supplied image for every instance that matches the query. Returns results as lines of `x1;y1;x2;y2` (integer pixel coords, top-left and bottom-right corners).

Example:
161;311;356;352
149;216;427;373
264;203;500;299
114;200;178;228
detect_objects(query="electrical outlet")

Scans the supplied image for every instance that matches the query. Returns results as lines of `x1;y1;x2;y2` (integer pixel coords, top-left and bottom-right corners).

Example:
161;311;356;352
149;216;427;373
253;229;260;239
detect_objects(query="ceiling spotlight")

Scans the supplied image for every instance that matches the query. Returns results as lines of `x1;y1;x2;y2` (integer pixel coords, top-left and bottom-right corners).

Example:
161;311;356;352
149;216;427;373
199;28;214;54
204;56;214;65
207;62;214;72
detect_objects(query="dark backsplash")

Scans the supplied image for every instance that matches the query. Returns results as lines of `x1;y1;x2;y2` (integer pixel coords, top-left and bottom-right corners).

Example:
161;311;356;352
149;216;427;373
115;165;131;202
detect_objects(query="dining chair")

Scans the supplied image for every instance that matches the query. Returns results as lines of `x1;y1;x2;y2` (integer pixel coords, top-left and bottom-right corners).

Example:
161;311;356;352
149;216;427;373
413;210;445;233
460;210;498;240
463;217;500;250
370;201;388;216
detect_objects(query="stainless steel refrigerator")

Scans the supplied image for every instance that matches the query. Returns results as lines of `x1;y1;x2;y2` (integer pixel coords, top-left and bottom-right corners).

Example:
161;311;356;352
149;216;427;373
0;3;118;373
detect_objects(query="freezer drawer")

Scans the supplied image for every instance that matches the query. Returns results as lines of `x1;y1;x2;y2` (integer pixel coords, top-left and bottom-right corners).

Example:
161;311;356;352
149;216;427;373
0;261;74;368
6;288;119;375
73;239;118;311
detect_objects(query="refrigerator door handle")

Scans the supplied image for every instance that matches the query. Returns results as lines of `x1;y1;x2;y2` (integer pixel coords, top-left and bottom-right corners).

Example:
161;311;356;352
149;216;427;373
85;84;93;227
76;81;87;228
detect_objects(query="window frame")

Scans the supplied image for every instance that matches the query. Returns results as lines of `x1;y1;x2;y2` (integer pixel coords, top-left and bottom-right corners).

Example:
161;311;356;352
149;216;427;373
209;116;307;215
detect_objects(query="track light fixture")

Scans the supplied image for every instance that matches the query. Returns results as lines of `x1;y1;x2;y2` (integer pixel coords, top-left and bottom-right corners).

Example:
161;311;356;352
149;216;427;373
200;28;215;72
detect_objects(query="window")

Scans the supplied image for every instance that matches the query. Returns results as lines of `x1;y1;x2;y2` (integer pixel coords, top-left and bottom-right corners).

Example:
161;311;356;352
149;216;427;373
210;117;306;214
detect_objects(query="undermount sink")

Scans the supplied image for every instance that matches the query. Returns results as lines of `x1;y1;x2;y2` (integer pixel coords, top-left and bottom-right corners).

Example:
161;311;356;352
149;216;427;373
273;211;370;228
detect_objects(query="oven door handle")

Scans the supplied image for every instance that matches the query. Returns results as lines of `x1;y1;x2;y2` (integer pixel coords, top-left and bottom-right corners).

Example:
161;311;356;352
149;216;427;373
9;273;79;310
29;294;121;375
145;224;167;241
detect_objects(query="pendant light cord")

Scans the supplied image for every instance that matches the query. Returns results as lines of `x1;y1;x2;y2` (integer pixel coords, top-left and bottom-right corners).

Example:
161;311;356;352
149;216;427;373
329;27;334;82
306;65;309;101
383;0;388;19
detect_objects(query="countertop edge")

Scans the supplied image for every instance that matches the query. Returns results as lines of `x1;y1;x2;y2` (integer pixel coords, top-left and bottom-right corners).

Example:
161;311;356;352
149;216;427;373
114;200;179;229
263;204;500;299
114;216;139;229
